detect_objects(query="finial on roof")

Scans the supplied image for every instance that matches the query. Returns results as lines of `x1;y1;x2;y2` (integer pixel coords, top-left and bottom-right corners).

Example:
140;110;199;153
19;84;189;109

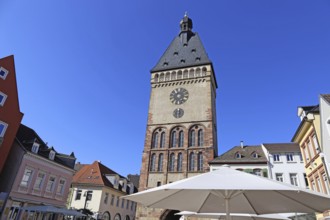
180;13;193;33
184;11;188;17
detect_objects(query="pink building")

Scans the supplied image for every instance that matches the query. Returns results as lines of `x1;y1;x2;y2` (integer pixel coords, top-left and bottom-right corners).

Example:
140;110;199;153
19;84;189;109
0;124;76;220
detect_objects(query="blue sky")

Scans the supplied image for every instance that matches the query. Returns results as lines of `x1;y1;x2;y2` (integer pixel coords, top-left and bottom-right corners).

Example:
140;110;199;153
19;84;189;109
1;1;330;176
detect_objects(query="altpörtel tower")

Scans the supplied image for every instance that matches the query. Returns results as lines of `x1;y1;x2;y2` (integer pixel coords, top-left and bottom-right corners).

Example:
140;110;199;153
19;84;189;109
137;14;218;220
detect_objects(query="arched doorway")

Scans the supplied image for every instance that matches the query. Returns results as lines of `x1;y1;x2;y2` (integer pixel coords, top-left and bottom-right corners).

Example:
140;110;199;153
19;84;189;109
160;210;181;220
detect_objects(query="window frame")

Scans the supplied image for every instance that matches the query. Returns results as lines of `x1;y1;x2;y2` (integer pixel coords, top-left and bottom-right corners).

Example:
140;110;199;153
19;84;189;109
34;171;46;190
0;121;8;138
56;178;66;195
20;167;34;187
0;67;9;80
158;153;163;172
273;154;280;162
197;152;203;171
289;173;299;186
46;176;56;192
189;152;195;171
286;153;294;162
275;173;284;182
0;91;7;106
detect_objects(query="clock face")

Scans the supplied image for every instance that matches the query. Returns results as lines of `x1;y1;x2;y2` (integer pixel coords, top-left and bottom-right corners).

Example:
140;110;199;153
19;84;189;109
170;88;189;105
173;108;184;118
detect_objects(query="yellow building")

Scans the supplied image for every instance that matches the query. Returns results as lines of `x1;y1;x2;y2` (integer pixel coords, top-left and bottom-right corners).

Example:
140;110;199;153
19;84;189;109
292;105;330;219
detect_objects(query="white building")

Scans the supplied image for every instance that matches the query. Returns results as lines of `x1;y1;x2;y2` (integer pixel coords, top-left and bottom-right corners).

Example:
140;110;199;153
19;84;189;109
320;94;330;179
69;161;138;220
209;144;269;177
262;143;307;189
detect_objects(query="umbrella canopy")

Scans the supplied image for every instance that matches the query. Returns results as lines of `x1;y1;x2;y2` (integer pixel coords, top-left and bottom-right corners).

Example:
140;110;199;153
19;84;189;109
176;211;291;220
23;206;86;216
23;205;62;213
123;166;330;217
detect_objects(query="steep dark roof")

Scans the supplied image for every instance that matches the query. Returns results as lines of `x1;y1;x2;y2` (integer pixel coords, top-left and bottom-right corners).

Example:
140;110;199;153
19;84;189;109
210;145;267;164
262;143;300;153
321;94;330;103
299;105;319;114
151;15;212;72
16;124;76;169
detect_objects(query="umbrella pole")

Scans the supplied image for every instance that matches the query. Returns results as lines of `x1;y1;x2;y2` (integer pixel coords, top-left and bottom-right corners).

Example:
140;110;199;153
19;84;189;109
225;198;231;220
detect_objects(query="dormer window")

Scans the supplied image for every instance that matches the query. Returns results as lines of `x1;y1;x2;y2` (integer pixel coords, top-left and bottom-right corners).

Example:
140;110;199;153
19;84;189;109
32;142;40;153
0;67;9;80
252;152;258;158
0;91;7;106
235;152;241;159
49;151;55;160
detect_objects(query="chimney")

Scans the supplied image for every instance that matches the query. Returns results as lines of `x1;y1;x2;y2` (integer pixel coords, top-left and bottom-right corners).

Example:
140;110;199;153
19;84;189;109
240;141;244;148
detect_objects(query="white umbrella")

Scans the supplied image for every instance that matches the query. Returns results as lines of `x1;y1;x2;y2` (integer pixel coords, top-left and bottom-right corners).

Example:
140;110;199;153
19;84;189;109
176;211;291;220
123;166;330;220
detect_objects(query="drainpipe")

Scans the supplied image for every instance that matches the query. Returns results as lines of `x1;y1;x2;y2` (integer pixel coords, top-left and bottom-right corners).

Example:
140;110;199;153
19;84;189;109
320;153;330;185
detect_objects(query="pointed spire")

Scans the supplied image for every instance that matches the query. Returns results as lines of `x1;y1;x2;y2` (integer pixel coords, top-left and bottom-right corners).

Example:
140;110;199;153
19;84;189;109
180;12;193;33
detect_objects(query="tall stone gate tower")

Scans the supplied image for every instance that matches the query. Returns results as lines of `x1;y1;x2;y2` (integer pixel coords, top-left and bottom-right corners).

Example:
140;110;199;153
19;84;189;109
137;15;218;220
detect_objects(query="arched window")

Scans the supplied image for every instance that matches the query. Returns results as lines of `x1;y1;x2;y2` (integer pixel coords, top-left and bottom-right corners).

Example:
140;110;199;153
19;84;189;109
158;154;164;172
189;130;195;147
126;216;130;220
159;73;165;81
195;68;201;77
198;129;204;147
103;212;111;220
154;74;159;82
235;152;241;159
177;71;182;79
114;214;121;220
178;131;184;147
169;153;175;172
197;152;203;171
152;132;159;149
160;132;165;148
189;69;194;78
150;154;156;171
202;67;207;76
171;131;176;148
183;70;188;78
177;153;183;172
171;71;176;80
252;152;258;158
165;72;170;81
189;152;195;171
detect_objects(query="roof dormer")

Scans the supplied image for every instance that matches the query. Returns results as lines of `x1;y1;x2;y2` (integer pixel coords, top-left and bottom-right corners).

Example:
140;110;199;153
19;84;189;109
49;149;56;160
31;141;40;154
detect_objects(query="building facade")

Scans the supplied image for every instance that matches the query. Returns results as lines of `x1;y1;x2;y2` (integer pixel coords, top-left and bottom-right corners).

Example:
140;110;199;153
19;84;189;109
69;161;137;220
0;55;24;174
292;105;330;194
319;94;330;179
137;15;218;220
0;124;76;220
262;143;307;188
209;144;268;177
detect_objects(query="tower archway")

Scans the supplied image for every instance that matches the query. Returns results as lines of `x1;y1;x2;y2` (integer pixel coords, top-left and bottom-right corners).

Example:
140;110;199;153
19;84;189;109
160;210;181;220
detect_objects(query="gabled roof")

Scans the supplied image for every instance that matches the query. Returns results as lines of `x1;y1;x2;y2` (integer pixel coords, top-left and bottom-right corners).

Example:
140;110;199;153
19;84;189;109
210;145;267;164
262;143;300;153
151;15;212;72
321;94;330;104
72;161;129;188
16;124;76;169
